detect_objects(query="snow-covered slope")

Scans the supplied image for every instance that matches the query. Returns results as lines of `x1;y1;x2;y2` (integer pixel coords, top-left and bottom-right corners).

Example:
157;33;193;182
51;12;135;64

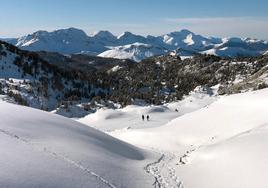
0;40;101;111
98;42;167;62
162;29;217;50
117;32;148;45
5;28;268;61
202;46;261;57
12;28;120;55
0;101;156;188
2;38;268;119
107;88;268;188
15;28;100;54
202;37;268;57
177;126;268;188
115;89;268;148
92;30;117;44
78;86;268;188
79;86;218;131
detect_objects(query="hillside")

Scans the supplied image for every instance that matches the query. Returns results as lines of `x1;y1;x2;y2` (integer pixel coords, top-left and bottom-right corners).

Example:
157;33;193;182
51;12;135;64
98;42;167;62
0;40;101;111
90;88;268;188
1;40;268;118
0;100;157;188
2;1;268;188
0;40;133;115
2;71;268;187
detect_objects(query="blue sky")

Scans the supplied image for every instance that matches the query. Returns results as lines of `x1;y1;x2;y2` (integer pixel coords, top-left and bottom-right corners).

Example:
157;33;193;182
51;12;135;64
1;0;268;39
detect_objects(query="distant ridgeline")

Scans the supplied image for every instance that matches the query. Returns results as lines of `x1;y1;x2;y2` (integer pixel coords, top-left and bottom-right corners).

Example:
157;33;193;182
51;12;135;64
1;40;268;117
4;28;268;62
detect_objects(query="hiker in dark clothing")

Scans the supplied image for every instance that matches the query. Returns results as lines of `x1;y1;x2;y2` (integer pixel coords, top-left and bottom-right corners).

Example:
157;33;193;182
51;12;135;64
146;115;150;121
142;115;145;121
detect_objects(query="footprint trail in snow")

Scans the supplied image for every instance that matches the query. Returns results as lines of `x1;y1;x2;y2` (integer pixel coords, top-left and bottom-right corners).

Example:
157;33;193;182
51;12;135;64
0;128;117;188
145;150;184;188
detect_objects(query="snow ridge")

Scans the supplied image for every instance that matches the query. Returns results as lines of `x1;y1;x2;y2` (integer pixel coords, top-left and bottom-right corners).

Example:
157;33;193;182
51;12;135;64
0;127;117;188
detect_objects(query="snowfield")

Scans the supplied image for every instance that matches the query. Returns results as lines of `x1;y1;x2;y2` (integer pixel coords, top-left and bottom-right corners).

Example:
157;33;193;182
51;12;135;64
79;86;218;132
0;101;157;188
98;42;166;62
2;86;268;187
81;88;268;188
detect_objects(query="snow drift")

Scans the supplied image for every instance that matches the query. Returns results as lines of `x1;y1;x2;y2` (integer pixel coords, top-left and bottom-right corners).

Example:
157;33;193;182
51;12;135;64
109;88;268;188
0;101;156;188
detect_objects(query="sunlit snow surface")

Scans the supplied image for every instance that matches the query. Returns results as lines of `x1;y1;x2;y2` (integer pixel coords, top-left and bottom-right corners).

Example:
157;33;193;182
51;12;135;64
80;87;268;188
2;86;268;187
0;101;156;188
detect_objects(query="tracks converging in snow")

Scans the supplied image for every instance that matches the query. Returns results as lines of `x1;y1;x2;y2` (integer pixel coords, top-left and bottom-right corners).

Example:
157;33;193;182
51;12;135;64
145;149;184;188
0;128;117;188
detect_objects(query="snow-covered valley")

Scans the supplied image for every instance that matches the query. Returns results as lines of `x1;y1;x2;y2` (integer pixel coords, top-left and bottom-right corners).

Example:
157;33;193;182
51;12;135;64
0;100;158;188
2;84;268;187
79;88;268;188
2;33;268;188
2;0;268;187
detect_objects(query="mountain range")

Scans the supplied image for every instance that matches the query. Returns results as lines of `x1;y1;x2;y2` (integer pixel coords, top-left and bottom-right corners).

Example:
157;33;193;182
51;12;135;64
1;38;268;118
3;27;268;61
2;30;268;188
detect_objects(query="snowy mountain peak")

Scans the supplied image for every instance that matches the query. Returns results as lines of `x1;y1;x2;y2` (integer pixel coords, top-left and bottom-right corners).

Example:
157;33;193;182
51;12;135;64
4;28;268;61
57;27;86;35
28;28;88;39
31;30;49;37
171;29;193;36
51;28;88;38
117;31;137;39
180;29;193;33
14;27;93;54
93;30;116;39
116;32;147;46
163;29;211;49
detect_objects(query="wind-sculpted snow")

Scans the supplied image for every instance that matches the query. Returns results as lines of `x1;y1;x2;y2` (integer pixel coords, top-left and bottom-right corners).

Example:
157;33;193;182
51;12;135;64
79;85;218;132
108;88;268;188
0;101;157;188
2;81;268;187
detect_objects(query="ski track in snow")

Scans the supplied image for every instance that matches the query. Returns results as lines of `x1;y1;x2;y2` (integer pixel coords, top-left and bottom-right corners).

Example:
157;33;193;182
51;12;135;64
145;149;184;188
0;128;117;188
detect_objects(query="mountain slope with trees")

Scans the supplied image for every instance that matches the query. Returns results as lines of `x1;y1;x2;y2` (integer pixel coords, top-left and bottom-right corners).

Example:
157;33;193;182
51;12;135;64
1;40;268;117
